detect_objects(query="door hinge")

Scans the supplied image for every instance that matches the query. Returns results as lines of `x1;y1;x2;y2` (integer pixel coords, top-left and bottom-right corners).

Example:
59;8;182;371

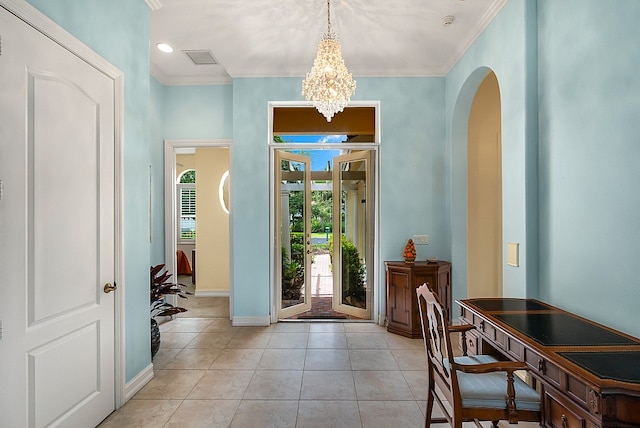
0;35;2;55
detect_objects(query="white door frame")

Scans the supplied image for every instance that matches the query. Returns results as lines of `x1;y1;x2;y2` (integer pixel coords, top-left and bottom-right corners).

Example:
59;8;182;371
0;0;126;410
164;139;233;317
268;101;381;324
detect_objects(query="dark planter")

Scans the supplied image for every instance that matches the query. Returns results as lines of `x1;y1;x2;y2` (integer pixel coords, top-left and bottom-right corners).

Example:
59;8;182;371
151;318;161;358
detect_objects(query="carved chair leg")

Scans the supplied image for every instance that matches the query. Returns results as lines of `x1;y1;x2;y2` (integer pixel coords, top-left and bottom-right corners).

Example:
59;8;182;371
460;330;468;356
425;383;435;428
505;371;519;424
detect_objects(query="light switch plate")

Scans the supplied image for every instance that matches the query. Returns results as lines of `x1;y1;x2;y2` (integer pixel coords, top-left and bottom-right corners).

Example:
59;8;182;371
507;242;519;267
413;235;429;245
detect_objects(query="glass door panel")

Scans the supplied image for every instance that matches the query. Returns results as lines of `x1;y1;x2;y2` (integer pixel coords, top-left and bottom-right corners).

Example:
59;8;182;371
276;151;312;318
332;151;371;319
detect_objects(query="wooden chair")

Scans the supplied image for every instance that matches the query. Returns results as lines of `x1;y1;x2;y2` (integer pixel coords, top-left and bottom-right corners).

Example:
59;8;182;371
416;283;541;428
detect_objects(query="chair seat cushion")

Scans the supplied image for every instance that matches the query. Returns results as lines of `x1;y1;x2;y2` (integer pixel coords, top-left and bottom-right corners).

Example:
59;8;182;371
454;354;499;366
444;354;500;375
455;357;541;412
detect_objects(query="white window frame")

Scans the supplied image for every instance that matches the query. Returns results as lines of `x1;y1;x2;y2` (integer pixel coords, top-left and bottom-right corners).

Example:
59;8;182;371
177;183;196;244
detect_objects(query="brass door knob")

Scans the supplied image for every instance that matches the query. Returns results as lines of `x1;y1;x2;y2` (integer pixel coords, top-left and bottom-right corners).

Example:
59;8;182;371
103;283;117;293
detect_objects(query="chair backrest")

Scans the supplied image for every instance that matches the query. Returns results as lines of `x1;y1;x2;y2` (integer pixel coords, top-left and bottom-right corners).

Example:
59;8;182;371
416;283;459;405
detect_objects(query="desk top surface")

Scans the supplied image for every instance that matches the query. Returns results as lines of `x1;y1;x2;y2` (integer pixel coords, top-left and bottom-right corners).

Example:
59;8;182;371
559;351;640;383
492;312;638;347
458;298;640;386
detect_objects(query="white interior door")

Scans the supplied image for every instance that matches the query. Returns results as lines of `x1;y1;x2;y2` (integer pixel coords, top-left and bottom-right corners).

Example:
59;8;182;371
276;151;312;319
0;6;116;427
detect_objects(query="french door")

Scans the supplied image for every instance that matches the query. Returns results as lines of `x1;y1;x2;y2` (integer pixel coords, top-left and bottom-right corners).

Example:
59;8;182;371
276;151;312;318
332;151;372;319
275;149;373;320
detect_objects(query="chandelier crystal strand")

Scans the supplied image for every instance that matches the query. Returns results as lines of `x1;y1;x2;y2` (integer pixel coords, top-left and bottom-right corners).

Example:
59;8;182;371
301;0;356;122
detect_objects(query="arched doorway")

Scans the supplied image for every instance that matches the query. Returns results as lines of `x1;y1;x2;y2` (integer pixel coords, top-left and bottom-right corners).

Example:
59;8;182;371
467;71;502;297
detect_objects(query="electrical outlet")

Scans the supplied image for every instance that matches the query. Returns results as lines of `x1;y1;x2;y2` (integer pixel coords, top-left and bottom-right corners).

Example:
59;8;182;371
413;234;429;245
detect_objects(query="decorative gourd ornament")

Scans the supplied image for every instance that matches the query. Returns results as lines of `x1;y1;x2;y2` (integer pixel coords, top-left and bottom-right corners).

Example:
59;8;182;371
403;239;417;263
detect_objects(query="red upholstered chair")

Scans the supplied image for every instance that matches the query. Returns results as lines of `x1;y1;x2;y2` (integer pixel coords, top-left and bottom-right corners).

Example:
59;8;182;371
416;283;541;428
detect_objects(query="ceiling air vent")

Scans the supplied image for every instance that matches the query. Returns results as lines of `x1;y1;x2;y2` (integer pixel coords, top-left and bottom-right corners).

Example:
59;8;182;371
183;50;218;65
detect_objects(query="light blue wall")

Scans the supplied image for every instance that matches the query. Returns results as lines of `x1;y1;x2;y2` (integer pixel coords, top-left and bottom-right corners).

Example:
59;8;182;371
537;0;640;336
446;0;640;337
445;0;539;307
163;84;233;139
26;0;153;381
231;77;445;319
148;82;233;266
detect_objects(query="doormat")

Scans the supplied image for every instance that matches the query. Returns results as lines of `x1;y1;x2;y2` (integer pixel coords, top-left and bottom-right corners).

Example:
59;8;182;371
297;314;348;319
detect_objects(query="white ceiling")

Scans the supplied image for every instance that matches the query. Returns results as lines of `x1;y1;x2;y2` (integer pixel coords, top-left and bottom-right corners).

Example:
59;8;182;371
148;0;507;85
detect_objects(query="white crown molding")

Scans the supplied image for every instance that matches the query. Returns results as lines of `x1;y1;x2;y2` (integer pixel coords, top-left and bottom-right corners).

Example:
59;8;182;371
144;0;163;11
442;0;509;75
231;68;448;78
151;63;232;85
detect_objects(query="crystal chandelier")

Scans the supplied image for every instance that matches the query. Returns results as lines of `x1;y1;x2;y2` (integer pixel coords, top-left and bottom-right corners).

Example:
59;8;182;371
302;0;356;122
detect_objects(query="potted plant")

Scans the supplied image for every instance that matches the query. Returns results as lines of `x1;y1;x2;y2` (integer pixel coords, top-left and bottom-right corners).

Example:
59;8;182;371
282;259;304;300
329;235;366;307
281;246;305;301
150;264;191;358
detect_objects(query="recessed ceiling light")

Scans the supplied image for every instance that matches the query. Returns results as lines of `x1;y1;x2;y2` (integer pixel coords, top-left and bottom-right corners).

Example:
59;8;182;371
156;43;174;53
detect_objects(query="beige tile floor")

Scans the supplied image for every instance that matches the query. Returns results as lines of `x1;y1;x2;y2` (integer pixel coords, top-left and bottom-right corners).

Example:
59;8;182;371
98;296;540;428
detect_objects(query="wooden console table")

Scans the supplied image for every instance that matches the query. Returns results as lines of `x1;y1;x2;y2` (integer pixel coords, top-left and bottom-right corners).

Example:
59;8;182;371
458;298;640;427
385;260;451;338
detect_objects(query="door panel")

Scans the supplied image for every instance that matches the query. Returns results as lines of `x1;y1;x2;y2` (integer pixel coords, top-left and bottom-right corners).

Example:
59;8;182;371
29;71;101;324
332;151;372;319
276;151;312;318
29;323;100;426
0;6;116;427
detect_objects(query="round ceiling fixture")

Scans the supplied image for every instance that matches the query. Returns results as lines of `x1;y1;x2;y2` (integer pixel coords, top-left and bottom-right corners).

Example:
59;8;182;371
156;43;174;53
441;15;455;27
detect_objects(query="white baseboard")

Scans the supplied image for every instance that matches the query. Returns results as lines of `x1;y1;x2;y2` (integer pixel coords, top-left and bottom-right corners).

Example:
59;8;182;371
232;316;271;326
123;363;154;403
195;289;230;297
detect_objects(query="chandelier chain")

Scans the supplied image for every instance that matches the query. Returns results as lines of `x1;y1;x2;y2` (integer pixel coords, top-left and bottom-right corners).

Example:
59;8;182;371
327;0;331;34
301;0;357;122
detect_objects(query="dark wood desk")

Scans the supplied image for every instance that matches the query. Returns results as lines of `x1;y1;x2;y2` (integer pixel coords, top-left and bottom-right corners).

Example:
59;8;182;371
458;298;640;428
